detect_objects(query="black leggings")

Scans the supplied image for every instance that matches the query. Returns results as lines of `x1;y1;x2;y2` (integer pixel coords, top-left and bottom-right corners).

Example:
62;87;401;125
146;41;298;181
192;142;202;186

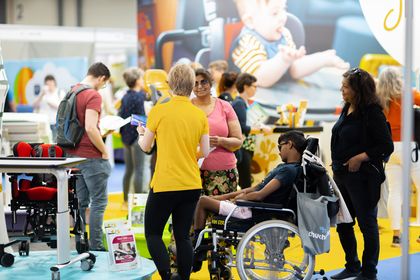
145;189;201;280
237;148;254;188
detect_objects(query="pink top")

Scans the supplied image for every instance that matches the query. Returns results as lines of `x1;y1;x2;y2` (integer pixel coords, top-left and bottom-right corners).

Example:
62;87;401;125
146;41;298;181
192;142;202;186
201;99;238;171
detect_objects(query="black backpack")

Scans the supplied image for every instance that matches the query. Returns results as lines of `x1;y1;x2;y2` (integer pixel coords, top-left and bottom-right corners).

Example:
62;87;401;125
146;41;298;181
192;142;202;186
56;84;91;148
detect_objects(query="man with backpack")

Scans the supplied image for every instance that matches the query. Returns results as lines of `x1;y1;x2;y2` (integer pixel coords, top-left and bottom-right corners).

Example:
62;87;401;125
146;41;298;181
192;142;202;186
59;62;111;251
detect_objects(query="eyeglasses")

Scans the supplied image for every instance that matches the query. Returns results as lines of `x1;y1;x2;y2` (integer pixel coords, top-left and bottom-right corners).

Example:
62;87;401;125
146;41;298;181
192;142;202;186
194;79;209;88
278;142;288;149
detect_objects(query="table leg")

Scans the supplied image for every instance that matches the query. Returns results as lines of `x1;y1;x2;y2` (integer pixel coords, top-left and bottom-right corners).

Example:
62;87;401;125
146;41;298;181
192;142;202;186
53;169;70;265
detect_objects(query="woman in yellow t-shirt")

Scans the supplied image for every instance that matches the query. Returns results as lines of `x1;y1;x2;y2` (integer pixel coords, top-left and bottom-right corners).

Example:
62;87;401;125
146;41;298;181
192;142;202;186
137;64;210;280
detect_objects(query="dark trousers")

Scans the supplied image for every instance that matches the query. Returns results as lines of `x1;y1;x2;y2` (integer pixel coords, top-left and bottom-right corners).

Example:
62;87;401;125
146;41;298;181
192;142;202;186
237;148;253;189
334;171;379;278
145;188;201;280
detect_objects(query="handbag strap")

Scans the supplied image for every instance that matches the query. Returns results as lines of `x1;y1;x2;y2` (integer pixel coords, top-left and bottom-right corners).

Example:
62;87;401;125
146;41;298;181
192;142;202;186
412;142;419;162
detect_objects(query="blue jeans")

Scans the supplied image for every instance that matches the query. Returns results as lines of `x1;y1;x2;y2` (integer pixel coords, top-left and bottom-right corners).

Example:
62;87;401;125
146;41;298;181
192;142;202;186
123;142;146;201
75;158;111;250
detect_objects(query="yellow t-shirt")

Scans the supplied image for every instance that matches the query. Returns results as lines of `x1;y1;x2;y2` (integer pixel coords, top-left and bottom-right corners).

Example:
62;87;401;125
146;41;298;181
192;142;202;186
147;95;209;192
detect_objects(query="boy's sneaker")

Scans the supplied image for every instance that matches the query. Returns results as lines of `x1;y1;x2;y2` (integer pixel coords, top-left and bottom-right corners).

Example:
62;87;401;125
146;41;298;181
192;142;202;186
391;236;401;247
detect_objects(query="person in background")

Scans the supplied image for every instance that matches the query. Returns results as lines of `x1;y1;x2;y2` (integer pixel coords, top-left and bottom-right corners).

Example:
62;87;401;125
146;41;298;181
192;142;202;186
232;73;272;189
66;62;112;251
218;71;238;103
119;67;147;209
208;60;228;96
330;68;393;280
376;67;420;247
137;63;210;280
33;75;65;141
192;68;243;196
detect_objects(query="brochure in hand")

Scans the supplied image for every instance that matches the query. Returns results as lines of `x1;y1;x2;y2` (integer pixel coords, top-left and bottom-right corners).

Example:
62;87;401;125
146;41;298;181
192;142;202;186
130;114;147;127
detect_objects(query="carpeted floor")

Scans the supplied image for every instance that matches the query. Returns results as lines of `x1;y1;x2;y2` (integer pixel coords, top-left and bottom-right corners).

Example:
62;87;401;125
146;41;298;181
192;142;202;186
0;251;156;280
102;193;420;280
106;163;420;279
3;163;419;279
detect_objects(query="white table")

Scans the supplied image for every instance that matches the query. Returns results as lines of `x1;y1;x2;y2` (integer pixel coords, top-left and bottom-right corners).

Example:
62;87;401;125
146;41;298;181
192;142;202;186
0;157;91;275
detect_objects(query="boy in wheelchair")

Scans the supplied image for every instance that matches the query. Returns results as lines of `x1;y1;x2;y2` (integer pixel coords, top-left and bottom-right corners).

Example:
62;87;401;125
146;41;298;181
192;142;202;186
192;131;313;279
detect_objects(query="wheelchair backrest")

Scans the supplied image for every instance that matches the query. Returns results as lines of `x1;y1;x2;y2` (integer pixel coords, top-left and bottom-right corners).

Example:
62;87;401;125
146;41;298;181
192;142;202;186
298;137;339;217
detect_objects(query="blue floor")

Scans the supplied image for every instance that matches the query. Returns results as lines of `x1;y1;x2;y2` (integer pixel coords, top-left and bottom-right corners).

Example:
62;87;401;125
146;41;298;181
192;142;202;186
325;253;420;280
0;251;156;280
108;162;126;193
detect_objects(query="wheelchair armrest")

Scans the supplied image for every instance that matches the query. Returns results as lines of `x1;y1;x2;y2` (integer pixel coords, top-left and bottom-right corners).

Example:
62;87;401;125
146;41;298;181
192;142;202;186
236;200;284;210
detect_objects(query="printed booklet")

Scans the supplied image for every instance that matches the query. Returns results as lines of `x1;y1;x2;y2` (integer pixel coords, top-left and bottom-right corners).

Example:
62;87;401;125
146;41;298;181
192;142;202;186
104;220;139;271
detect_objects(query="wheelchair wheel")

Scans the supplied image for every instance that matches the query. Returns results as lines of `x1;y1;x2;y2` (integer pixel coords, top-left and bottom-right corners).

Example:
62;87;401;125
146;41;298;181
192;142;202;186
236;220;314;280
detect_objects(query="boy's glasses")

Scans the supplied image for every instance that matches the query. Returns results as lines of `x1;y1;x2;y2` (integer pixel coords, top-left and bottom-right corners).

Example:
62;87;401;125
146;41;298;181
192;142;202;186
278;142;288;149
194;79;209;88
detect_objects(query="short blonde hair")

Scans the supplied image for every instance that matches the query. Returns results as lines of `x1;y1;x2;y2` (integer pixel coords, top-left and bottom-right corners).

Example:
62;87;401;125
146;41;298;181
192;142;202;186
208;60;228;72
234;0;271;18
377;67;403;111
168;63;195;96
123;67;144;89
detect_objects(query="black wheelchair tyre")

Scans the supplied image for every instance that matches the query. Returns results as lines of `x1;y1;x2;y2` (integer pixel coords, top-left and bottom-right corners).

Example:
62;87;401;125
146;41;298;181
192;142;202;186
236;220;315;280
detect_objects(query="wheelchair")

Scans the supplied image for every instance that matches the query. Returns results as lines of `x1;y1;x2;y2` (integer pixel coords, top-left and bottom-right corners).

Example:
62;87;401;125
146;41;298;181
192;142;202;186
0;142;91;268
193;138;331;280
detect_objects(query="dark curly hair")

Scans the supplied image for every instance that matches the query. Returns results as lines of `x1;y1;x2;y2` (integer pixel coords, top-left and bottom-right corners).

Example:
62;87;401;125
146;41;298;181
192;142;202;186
343;68;381;114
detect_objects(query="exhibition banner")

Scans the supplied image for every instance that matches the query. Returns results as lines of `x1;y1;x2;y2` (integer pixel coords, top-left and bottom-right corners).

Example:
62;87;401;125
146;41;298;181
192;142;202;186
4;57;88;105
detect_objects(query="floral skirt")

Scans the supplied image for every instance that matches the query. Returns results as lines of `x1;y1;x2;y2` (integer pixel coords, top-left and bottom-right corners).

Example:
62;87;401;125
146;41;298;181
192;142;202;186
200;168;239;196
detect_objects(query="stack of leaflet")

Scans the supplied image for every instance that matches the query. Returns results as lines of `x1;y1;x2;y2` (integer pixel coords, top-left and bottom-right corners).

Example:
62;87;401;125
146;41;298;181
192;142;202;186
2;113;52;154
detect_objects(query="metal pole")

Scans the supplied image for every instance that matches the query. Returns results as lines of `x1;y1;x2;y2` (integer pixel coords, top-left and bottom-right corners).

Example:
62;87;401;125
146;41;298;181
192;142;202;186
76;0;82;27
401;0;413;279
57;0;63;26
0;0;6;24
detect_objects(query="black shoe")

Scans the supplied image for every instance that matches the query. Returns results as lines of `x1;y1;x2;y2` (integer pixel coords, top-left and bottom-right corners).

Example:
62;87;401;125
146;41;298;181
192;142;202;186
354;274;377;280
331;268;361;279
391;235;401;247
192;259;203;272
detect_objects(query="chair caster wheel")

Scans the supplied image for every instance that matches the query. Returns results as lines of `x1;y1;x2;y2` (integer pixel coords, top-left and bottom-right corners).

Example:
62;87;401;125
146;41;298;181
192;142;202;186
51;267;60;280
80;253;96;271
19;241;30;256
0;253;14;267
